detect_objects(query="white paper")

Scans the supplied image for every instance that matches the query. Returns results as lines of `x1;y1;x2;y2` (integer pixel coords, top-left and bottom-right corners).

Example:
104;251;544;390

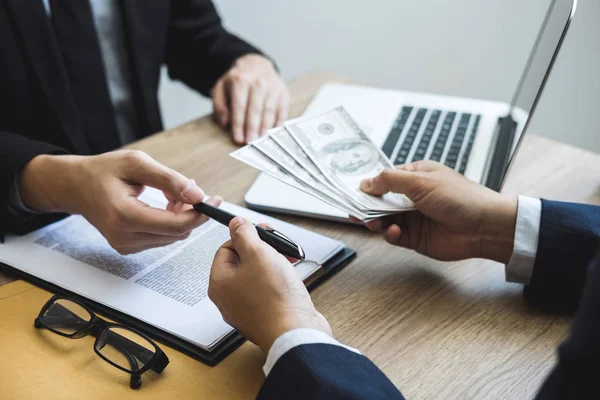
0;188;344;351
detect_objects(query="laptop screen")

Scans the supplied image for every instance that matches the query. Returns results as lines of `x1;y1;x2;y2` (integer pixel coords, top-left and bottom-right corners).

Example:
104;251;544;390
494;0;576;190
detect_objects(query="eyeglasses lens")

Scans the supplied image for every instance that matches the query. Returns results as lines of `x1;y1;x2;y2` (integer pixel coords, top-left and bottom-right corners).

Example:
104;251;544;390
95;327;156;373
41;299;92;335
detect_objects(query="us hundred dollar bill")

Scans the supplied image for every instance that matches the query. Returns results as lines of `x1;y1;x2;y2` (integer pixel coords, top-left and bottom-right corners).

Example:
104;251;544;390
252;132;372;219
230;145;372;219
285;107;413;211
267;128;381;215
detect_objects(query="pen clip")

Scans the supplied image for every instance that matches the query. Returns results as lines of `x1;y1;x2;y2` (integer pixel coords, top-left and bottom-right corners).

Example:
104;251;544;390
257;226;306;260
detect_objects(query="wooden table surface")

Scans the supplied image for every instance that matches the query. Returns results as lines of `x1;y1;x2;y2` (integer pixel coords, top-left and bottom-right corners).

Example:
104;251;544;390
1;71;599;399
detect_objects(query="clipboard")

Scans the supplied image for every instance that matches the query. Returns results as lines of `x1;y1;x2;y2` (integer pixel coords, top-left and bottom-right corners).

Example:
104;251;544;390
0;246;356;366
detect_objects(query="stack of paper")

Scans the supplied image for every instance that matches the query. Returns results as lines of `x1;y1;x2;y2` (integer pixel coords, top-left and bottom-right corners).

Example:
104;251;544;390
231;107;414;221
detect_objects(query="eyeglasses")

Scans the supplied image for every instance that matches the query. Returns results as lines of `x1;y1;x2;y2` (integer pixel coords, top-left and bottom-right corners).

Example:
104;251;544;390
35;295;169;389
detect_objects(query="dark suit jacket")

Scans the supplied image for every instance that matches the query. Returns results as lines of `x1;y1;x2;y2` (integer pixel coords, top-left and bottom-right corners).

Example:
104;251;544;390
259;200;600;399
0;0;263;239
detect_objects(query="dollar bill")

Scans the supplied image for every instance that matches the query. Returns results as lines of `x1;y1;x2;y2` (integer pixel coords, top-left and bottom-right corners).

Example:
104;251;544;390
230;145;373;220
252;132;386;220
285;106;414;211
267;128;373;213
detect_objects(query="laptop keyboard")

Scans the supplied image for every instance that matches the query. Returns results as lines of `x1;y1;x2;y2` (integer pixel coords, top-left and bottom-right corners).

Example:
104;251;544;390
381;106;481;175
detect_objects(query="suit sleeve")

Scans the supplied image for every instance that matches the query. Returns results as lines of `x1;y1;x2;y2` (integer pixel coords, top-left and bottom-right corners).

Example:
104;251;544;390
0;131;67;241
534;255;600;400
524;199;600;313
258;343;405;400
165;0;268;97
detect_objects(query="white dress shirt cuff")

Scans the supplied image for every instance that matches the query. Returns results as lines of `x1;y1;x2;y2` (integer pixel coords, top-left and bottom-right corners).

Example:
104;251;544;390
505;196;542;284
263;328;360;376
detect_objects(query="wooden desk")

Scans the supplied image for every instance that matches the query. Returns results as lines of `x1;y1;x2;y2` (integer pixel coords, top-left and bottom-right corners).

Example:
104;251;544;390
1;71;599;399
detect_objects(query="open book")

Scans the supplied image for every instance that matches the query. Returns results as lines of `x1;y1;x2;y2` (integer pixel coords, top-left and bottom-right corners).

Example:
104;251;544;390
0;188;346;353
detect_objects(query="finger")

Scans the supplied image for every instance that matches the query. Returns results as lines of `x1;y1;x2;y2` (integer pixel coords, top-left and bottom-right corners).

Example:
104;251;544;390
229;216;266;259
128;231;191;248
275;92;290;126
245;81;268;142
123;152;205;204
383;224;403;246
365;214;404;233
166;199;178;212
211;240;240;274
208;244;239;304
365;218;387;232
259;91;278;135
163;191;176;202
115;233;191;255
229;77;251;144
360;168;423;197
212;79;230;128
397;160;441;173
126;195;222;236
167;199;195;214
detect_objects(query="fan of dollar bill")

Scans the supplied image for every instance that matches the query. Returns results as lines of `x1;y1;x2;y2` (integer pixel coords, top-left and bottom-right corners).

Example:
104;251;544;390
230;106;414;221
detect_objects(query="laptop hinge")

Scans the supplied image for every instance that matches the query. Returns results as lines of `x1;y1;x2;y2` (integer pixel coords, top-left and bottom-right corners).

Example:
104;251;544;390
484;114;518;191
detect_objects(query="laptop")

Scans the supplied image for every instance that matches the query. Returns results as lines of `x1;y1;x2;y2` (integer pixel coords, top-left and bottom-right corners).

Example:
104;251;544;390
245;0;577;222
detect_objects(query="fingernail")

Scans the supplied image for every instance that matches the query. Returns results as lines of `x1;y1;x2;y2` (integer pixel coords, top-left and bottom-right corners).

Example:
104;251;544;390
248;131;257;142
360;178;372;191
207;196;223;206
182;179;204;203
233;130;243;144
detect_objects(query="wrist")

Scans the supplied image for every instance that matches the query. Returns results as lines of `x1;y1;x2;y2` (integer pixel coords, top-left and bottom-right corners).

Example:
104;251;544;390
18;154;86;214
256;310;332;354
479;194;518;264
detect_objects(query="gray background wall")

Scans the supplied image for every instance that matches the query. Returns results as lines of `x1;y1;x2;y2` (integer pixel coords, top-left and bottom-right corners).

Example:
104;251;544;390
158;0;600;153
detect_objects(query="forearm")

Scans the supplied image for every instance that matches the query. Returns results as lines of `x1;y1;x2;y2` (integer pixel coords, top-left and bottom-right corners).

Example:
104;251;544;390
18;154;85;214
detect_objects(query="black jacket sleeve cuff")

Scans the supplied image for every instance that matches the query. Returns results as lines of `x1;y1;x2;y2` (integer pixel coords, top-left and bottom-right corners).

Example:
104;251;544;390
0;131;68;241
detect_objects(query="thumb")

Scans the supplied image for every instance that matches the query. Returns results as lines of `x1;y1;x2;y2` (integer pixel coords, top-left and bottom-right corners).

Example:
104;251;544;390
229;217;265;259
123;152;205;204
360;168;422;198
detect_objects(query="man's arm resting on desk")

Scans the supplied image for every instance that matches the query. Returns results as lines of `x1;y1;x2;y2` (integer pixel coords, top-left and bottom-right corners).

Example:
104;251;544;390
165;0;266;97
165;0;289;144
260;330;404;400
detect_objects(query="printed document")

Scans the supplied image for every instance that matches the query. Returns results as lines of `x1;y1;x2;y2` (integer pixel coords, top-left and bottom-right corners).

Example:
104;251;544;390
0;188;344;351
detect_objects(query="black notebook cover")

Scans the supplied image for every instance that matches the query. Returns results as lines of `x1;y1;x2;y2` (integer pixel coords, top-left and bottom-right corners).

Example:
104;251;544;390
0;246;356;366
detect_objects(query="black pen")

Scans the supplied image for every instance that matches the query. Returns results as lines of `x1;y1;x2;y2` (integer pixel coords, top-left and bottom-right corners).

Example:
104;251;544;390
193;202;306;260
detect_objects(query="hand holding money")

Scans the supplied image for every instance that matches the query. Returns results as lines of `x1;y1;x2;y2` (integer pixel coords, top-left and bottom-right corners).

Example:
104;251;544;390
231;107;414;221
